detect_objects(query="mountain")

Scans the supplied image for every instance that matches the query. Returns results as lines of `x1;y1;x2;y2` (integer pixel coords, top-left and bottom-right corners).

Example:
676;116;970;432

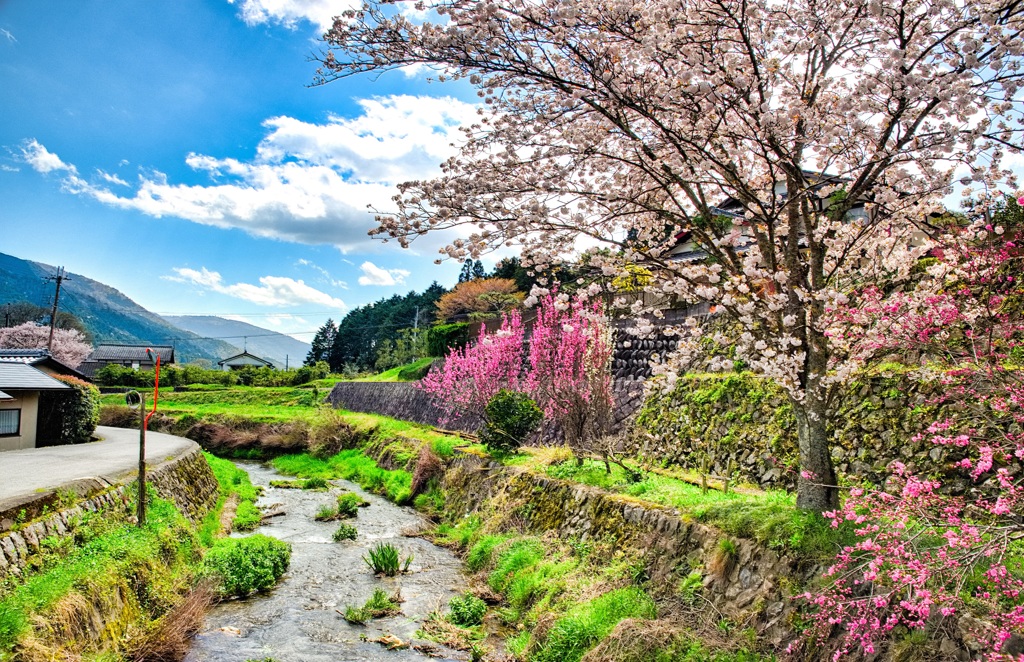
162;316;311;368
0;252;240;363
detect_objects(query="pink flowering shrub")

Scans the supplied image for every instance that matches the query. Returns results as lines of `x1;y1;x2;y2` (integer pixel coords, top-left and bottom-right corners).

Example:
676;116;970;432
800;207;1024;658
420;291;614;455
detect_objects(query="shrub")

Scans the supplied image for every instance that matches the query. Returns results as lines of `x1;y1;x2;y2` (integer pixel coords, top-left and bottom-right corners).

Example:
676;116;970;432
344;588;401;623
480;389;543;455
38;375;100;444
426;322;471;357
333;523;358;541
363;542;413;576
201;535;291;597
448;593;487;627
302;477;328;490
336;492;367;518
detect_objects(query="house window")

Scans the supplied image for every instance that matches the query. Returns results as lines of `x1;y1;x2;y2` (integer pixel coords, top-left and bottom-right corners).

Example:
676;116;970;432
0;409;20;436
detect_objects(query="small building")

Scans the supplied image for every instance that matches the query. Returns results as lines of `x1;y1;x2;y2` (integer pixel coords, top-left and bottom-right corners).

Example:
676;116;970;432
0;349;88;381
0;363;70;452
78;344;175;380
218;351;275;371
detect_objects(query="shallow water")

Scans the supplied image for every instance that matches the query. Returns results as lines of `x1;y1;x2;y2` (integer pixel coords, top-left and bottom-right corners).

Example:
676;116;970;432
185;461;471;662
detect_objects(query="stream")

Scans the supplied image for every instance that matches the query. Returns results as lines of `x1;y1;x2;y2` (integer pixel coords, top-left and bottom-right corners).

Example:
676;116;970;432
185;461;472;662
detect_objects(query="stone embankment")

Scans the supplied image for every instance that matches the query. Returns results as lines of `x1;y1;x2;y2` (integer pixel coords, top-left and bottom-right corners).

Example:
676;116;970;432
0;446;218;577
441;452;805;650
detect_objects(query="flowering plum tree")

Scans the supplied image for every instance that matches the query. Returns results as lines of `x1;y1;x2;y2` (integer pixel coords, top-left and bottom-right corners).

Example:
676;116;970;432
419;310;527;424
796;204;1024;657
421;291;614;456
525;291;614;458
320;0;1024;511
0;322;91;368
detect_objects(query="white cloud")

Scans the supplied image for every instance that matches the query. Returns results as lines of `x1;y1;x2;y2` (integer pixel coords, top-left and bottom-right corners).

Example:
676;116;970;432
228;0;437;31
22;139;76;174
358;261;410;286
228;0;354;31
98;171;129;187
0;29;15;44
165;267;347;310
23;94;479;253
296;258;348;288
0;164;19;173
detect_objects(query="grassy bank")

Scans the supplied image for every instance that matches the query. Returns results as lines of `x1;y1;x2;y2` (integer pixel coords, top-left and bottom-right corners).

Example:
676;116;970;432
504;450;848;561
0;492;200;661
0;451;281;661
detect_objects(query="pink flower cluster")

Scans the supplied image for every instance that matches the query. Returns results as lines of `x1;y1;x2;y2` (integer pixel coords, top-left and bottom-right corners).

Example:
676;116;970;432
419;291;614;452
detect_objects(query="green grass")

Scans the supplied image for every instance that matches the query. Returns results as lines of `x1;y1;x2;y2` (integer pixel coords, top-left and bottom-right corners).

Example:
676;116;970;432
539;457;850;560
272;449;413;504
343;588;401;624
0;495;198;655
354;357;435;382
532;587;657;662
232;500;262;531
203;452;262;537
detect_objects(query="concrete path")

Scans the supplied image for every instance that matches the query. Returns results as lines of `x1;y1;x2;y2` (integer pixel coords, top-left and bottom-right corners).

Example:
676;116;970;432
0;426;197;512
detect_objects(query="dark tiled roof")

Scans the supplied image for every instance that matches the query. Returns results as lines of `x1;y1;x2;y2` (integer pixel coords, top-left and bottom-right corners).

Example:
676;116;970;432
0;349;50;359
88;345;175;363
0;349;88;381
0;363;70;390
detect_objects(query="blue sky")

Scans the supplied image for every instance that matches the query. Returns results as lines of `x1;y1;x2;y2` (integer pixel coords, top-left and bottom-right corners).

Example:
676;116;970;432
0;0;480;340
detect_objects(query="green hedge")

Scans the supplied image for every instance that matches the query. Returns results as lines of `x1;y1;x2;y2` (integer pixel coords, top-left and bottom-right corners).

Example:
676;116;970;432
427;322;470;357
38;375;101;444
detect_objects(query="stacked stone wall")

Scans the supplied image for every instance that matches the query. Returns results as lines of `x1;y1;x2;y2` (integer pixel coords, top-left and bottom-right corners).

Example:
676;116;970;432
0;446;218;577
629;370;995;490
442;452;804;650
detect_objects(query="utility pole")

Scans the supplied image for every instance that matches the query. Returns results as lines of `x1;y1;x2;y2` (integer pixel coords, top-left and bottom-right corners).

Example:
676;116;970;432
44;267;69;352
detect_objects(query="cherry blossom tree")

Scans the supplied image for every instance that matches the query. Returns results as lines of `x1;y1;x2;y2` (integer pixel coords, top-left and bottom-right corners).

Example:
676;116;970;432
320;0;1024;510
0;322;92;368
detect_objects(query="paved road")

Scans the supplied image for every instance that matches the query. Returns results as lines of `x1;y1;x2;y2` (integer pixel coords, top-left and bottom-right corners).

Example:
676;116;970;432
0;426;197;510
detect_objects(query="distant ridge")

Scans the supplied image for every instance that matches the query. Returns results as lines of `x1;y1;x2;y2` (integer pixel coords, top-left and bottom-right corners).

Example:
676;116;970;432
0;252;240;363
162;315;311;368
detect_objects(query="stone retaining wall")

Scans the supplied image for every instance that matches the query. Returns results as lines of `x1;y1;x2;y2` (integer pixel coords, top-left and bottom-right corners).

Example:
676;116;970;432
629;371;988;491
0;446;218;577
441;452;804;650
328;377;649;439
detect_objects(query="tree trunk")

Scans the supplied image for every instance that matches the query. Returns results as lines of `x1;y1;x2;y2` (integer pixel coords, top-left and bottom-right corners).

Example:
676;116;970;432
793;383;839;512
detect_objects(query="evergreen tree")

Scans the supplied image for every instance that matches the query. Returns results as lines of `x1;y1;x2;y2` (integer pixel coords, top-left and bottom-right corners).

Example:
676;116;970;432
458;259;475;283
305;318;336;367
327;283;448;372
471;259;486;280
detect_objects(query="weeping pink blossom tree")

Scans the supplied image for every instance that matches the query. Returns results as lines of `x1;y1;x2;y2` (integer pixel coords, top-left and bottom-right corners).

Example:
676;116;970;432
320;0;1024;511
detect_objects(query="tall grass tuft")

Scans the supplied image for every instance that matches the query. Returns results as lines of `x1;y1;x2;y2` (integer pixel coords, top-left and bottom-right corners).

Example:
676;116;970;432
363;542;413;576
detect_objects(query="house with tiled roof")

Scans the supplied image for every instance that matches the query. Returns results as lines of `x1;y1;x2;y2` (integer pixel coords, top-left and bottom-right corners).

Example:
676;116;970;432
0;362;70;451
78;344;174;380
218;350;274;371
